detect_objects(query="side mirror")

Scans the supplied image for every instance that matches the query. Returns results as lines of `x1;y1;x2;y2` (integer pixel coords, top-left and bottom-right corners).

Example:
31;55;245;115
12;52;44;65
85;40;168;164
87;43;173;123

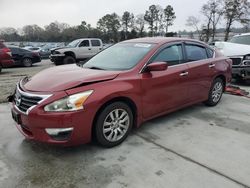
146;62;168;72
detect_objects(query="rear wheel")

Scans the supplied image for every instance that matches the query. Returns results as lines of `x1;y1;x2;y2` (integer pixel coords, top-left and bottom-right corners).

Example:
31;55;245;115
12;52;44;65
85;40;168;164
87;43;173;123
22;58;32;67
204;78;224;106
95;102;133;147
63;56;76;64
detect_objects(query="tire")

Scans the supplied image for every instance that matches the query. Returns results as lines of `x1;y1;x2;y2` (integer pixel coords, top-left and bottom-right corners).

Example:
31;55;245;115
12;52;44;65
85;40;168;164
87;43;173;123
0;64;2;73
22;58;32;67
54;61;63;66
63;56;76;64
95;102;133;148
204;78;224;106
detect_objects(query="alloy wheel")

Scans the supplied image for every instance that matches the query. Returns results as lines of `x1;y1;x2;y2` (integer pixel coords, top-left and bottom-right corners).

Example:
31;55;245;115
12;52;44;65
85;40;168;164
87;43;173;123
103;109;130;142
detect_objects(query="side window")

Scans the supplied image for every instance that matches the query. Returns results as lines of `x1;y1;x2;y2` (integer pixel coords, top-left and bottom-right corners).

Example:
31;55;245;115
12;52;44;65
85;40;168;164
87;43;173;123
207;48;214;58
91;40;101;47
79;40;90;47
11;48;20;54
185;44;208;62
152;44;183;66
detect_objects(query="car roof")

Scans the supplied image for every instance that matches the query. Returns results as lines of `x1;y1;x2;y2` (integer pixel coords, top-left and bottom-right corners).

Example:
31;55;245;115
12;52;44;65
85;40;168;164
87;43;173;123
121;37;206;46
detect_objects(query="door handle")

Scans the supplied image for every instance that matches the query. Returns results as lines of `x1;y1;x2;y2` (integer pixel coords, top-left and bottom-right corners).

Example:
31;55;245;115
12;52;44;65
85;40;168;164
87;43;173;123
180;71;189;77
209;64;215;68
88;48;91;50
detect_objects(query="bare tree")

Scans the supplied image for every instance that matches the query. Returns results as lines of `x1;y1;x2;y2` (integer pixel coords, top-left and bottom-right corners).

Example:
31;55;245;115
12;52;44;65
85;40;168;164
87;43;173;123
202;0;224;41
186;16;202;40
223;0;250;41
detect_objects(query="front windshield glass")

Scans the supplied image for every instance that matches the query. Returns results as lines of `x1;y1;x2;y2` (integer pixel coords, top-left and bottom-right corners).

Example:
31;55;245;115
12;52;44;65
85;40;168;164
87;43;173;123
83;43;155;71
230;35;250;45
67;39;81;47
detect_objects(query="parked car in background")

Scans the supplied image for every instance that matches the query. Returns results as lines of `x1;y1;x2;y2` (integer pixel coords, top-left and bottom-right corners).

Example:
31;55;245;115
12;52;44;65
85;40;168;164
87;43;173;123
215;33;250;80
0;40;14;72
50;38;103;65
10;37;231;147
39;44;62;59
8;46;41;67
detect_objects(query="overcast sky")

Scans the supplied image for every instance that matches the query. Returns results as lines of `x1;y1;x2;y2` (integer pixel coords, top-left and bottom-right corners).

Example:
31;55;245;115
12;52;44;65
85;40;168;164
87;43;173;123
0;0;210;31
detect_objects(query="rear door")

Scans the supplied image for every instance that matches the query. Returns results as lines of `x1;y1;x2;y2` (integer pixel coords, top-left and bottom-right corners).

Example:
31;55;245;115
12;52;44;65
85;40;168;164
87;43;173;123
141;43;190;119
184;43;215;102
90;39;102;56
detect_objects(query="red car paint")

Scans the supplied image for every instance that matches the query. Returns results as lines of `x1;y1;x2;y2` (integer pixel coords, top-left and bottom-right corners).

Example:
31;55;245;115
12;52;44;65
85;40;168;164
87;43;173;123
11;38;232;146
0;41;14;69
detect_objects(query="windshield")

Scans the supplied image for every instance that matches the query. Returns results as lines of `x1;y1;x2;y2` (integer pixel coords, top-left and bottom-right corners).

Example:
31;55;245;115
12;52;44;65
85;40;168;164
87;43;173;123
67;39;81;47
230;35;250;45
83;43;155;71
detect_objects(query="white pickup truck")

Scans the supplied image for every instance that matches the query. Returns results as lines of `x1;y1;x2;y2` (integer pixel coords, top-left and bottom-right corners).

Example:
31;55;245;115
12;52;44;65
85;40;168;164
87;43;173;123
215;33;250;80
50;38;103;65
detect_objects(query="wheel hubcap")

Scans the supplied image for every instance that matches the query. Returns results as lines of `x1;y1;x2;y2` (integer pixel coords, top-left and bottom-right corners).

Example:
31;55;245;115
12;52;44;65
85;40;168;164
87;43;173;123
103;109;130;142
212;82;223;103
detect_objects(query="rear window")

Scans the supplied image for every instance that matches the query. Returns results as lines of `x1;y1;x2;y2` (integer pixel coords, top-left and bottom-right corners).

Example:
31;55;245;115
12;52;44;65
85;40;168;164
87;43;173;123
91;40;101;47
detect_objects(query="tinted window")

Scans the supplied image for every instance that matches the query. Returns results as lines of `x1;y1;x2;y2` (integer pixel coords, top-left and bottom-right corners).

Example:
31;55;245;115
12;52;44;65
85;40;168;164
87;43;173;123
10;47;20;54
207;48;214;58
83;43;155;71
79;40;90;47
230;35;250;45
91;40;101;47
152;44;183;66
185;44;208;61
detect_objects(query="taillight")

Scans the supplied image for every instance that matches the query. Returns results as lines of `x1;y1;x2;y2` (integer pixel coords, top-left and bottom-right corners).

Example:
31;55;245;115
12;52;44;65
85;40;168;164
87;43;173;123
2;48;12;56
2;47;10;53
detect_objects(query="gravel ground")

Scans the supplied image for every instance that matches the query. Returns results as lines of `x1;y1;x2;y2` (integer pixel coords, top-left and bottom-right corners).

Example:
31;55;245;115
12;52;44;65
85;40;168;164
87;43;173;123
0;59;54;103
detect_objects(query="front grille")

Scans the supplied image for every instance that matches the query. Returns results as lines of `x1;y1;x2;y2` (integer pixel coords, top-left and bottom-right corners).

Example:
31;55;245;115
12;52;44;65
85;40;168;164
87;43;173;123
230;57;242;66
14;84;51;114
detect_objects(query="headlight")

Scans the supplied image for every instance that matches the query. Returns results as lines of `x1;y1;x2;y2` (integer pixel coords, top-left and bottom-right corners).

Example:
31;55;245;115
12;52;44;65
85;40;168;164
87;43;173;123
244;55;250;60
44;90;93;112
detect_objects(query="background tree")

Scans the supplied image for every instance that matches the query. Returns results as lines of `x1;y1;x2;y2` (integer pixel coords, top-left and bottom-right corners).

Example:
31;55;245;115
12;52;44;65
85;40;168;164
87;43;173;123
97;13;121;42
122;11;134;39
186;16;202;40
202;0;223;41
163;5;176;35
223;0;250;41
135;14;146;37
144;5;159;36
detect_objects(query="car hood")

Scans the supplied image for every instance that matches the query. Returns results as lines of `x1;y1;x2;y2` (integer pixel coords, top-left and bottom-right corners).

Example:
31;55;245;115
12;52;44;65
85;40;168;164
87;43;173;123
215;42;250;57
22;64;120;92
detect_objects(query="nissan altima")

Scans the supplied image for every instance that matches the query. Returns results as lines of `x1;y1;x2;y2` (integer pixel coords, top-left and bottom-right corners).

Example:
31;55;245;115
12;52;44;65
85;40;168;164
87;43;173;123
10;37;232;147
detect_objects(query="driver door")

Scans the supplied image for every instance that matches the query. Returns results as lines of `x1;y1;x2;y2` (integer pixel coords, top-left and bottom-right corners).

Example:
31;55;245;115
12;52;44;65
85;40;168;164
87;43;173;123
77;40;92;59
141;43;190;119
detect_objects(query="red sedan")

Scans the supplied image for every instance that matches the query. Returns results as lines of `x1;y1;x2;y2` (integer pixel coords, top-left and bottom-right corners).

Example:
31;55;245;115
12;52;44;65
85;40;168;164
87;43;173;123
10;37;232;147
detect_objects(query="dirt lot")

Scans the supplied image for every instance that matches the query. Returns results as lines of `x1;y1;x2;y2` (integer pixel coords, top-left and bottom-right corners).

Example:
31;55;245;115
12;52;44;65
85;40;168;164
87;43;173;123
1;60;250;187
0;59;54;103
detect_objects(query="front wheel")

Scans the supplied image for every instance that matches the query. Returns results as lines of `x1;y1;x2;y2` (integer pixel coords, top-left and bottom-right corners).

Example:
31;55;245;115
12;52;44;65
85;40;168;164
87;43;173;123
63;56;76;64
204;78;224;106
95;102;133;147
